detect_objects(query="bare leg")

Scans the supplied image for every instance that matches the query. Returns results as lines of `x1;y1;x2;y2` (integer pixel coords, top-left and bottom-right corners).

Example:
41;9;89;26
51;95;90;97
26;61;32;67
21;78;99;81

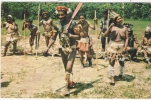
108;55;116;85
3;41;11;57
86;51;92;67
13;41;17;55
45;37;50;47
61;49;76;95
143;50;150;64
119;60;125;80
79;51;84;68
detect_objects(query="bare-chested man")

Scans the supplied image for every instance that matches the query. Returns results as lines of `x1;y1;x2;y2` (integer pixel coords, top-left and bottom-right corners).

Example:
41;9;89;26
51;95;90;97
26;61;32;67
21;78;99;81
39;12;57;55
2;15;19;56
76;14;96;68
22;19;39;53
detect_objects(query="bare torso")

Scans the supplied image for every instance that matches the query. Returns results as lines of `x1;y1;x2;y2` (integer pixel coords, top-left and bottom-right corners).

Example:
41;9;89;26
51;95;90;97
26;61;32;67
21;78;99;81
78;21;90;38
5;22;18;34
40;18;53;32
110;26;127;42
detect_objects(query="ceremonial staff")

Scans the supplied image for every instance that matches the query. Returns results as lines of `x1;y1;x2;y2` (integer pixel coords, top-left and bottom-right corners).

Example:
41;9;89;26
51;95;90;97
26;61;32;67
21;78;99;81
94;10;99;71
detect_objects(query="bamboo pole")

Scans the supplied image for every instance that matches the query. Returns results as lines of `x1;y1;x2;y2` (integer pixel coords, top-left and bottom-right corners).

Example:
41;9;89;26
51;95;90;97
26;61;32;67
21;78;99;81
24;13;26;56
106;3;110;44
94;10;98;71
36;3;40;58
122;3;124;23
2;10;4;34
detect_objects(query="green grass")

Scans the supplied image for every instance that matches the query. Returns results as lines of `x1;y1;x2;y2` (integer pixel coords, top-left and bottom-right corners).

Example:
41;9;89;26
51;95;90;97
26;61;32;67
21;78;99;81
124;20;151;40
1;19;150;41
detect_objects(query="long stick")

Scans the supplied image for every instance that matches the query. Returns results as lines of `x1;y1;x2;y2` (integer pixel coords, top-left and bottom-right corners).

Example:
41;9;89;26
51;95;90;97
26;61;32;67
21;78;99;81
122;3;124;23
36;3;40;58
24;13;26;56
94;10;98;71
106;3;110;44
2;10;4;34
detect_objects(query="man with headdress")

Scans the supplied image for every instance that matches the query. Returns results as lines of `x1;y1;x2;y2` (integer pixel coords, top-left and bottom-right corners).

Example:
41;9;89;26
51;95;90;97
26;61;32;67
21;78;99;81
1;15;19;56
140;25;151;64
22;18;39;53
123;23;139;61
43;6;80;95
75;14;96;68
103;10;129;85
39;11;57;53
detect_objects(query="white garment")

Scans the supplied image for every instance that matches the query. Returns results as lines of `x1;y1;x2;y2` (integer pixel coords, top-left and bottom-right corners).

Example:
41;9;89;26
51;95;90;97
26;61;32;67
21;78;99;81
79;37;89;43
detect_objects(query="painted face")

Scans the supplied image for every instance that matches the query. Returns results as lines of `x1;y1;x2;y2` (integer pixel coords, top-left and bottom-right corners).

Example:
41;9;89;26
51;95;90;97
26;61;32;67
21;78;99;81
58;11;66;20
79;16;85;23
116;16;123;24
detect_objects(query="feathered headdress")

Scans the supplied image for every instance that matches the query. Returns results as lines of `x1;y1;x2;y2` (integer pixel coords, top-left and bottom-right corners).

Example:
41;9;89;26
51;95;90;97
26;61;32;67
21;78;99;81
109;9;119;19
55;6;72;14
145;24;151;32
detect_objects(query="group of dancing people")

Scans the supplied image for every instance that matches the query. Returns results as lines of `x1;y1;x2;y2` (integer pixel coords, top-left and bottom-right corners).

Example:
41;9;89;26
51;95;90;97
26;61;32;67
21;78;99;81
2;5;151;96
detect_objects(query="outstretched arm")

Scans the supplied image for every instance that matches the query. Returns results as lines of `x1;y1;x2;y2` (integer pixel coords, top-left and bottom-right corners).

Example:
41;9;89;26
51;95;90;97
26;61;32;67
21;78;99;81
88;21;95;30
103;23;114;37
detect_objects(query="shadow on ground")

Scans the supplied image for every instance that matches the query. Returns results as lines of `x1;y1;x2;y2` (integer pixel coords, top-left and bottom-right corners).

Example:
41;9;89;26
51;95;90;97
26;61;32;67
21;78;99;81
1;81;11;88
70;78;101;95
114;74;135;82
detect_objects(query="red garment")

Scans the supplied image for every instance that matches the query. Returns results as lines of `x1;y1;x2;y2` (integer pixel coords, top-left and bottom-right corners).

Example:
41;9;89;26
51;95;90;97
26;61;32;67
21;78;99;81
78;42;89;52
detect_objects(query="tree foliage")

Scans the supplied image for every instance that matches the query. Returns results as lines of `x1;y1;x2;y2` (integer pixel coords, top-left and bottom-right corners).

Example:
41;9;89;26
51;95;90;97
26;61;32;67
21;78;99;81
1;2;151;20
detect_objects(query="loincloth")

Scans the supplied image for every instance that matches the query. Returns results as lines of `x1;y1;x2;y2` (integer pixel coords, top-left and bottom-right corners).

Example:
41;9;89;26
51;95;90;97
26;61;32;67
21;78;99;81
44;29;57;37
61;44;77;55
107;41;124;54
106;41;125;61
6;32;20;42
77;37;89;52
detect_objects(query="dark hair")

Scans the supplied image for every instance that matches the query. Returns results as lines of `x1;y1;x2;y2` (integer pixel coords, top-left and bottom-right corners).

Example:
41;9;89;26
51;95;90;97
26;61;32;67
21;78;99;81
79;14;86;19
58;10;67;15
144;31;151;38
113;15;120;25
41;11;50;17
26;19;33;23
102;10;108;15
